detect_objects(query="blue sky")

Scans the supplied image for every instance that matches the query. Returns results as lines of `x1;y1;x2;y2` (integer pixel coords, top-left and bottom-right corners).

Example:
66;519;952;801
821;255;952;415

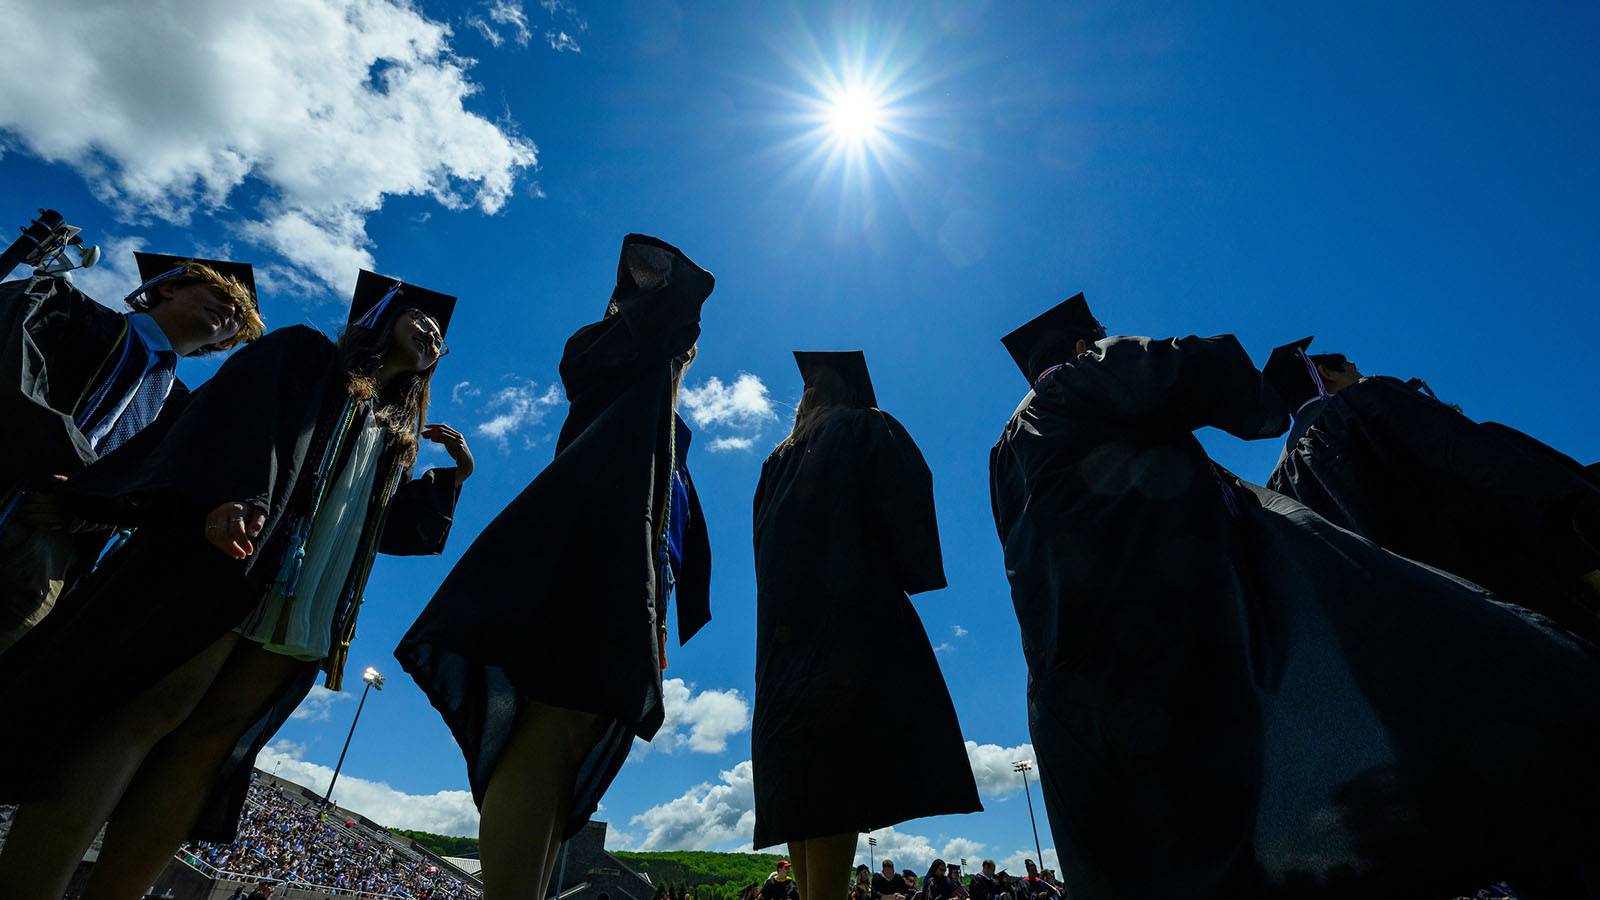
4;0;1598;870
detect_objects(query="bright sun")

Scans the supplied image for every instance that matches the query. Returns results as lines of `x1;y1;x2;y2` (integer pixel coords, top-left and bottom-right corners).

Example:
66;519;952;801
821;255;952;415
762;17;942;203
827;87;884;142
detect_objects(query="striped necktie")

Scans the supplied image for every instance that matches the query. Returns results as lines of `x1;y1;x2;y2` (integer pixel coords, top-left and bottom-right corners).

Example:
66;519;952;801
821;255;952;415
101;350;177;454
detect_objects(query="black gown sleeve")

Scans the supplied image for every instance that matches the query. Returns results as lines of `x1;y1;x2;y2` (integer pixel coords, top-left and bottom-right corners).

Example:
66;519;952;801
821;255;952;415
1342;377;1600;579
377;467;460;556
0;277;103;493
863;410;947;595
1050;335;1289;439
558;286;705;404
60;325;335;527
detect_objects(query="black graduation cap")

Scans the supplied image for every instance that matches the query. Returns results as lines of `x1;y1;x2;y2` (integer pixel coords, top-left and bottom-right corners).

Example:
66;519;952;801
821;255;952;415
610;233;714;311
1000;292;1106;383
793;350;878;408
349;269;457;336
1263;335;1325;409
131;252;257;306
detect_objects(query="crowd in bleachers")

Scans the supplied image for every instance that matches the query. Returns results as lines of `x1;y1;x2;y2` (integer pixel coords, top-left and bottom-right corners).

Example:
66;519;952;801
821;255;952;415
177;780;480;899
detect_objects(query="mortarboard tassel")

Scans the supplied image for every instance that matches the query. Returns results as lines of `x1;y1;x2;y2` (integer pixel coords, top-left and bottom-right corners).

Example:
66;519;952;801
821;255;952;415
121;265;188;307
353;281;404;330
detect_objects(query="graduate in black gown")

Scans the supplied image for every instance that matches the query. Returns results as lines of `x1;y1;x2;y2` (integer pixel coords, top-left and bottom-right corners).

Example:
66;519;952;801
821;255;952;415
0;273;470;900
751;351;981;896
990;295;1600;899
1262;337;1600;641
396;233;713;900
0;253;263;653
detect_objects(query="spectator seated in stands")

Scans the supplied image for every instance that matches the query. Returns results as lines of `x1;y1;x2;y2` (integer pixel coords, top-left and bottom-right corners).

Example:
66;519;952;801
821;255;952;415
967;860;1002;900
851;864;874;900
873;859;904;899
1016;860;1058;900
923;859;963;900
761;860;799;900
177;780;481;898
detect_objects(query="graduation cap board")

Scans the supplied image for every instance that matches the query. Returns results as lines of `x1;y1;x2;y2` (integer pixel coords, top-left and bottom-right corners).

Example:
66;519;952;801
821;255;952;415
793;350;878;409
610;232;714;312
349;269;457;337
1000;292;1106;383
1263;335;1326;410
130;252;257;308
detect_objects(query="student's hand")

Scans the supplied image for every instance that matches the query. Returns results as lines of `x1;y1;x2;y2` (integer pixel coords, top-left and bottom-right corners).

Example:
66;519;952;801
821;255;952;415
422;423;474;485
16;475;85;532
205;502;266;559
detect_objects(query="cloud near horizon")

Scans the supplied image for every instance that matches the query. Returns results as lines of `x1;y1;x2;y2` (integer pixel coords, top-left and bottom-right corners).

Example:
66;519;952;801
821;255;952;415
259;740;481;837
625;738;1042;854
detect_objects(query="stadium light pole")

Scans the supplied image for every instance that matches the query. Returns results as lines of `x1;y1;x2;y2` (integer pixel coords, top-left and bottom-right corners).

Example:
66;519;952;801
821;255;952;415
1013;760;1043;868
867;835;876;869
323;667;384;809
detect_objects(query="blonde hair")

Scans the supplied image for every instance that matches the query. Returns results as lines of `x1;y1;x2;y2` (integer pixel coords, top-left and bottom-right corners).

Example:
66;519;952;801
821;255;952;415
772;369;850;455
129;260;265;354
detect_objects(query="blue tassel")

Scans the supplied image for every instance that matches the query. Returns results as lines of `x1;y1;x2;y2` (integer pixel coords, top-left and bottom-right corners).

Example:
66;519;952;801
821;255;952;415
93;528;134;570
121;266;186;307
353;282;403;330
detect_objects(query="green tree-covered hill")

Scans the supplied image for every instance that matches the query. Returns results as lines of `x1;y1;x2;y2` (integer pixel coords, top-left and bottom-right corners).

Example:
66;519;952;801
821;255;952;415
395;830;783;900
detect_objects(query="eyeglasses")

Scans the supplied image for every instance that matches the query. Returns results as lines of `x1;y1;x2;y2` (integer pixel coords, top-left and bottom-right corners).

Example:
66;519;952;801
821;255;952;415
407;310;450;357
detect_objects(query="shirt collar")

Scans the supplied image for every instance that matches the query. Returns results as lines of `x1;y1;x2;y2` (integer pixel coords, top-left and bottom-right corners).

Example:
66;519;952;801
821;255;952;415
127;312;176;355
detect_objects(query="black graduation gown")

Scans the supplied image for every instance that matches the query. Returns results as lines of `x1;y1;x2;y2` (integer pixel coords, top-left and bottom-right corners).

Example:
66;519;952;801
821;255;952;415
0;274;190;574
0;325;458;840
395;283;712;841
1266;377;1600;643
750;408;980;848
989;335;1600;899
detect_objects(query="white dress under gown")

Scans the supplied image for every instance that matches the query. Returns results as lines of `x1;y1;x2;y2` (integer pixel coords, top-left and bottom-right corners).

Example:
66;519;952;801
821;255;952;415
234;420;384;661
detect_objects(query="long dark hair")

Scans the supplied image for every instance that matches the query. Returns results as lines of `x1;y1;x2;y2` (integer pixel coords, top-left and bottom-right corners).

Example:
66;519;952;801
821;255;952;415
336;314;432;468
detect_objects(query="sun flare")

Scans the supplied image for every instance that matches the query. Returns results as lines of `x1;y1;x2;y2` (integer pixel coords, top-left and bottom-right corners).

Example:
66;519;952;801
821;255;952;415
827;87;885;143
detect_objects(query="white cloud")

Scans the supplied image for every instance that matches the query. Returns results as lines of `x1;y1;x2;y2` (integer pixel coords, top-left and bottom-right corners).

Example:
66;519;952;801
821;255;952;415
59;234;147;308
546;30;582;52
859;827;989;875
467;0;532;48
0;0;538;295
469;17;504;47
475;380;564;450
965;741;1037;799
952;625;969;639
628;741;1032;857
259;740;479;836
681;373;777;453
628;759;756;850
998;848;1061;877
933;642;954;654
635;678;750;757
289;685;353;723
681;374;777;429
451;380;483;404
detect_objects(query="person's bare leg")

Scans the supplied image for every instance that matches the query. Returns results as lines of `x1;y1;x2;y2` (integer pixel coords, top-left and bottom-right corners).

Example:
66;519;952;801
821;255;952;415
81;639;304;900
803;832;858;900
478;702;608;899
789;841;809;900
0;632;239;900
